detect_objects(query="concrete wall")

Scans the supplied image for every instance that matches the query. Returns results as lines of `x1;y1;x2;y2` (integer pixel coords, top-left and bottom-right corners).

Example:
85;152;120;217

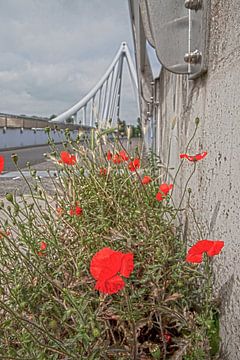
153;1;240;358
0;114;91;150
0;113;86;130
0;128;79;150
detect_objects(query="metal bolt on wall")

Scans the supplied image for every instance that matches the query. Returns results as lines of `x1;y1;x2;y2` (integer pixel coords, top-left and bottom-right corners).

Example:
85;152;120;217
185;0;202;10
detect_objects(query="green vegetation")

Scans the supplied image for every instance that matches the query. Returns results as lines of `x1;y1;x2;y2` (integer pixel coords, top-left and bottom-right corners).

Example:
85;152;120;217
0;124;220;359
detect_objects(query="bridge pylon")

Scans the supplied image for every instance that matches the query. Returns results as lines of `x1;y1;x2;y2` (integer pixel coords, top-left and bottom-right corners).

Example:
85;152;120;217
51;42;139;129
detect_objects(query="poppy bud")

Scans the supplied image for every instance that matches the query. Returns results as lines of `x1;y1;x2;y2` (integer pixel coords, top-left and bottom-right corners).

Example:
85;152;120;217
11;153;18;164
31;170;37;177
92;328;100;337
6;193;13;203
79;168;84;175
149;345;161;359
19;302;27;310
195;117;200;126
43;213;50;221
49;319;58;330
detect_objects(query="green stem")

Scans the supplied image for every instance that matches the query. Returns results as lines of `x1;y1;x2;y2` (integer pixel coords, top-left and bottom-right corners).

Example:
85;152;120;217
173;162;197;220
124;288;137;360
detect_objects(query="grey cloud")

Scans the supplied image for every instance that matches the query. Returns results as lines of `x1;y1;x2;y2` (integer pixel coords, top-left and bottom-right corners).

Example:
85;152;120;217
0;0;138;123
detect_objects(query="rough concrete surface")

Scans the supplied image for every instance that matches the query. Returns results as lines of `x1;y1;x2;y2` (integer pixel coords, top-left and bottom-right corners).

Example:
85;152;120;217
152;1;240;358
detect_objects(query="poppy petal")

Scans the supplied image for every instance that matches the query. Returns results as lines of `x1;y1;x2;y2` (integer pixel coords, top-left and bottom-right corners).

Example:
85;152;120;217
120;253;134;278
156;192;163;201
99;167;107;175
70;155;76;165
95;275;125;294
61;151;71;163
0;155;4;173
207;241;224;256
128;158;140;172
97;252;124;282
90;248;116;280
159;183;169;194
142;176;152;185
133;158;140;168
186;253;203;263
180;151;207;162
107;150;112;161
194;151;208;161
75;206;83;215
159;183;173;195
188;240;214;255
60;151;76;165
69;209;75;216
113;154;123;164
40;241;47;251
119;150;129;161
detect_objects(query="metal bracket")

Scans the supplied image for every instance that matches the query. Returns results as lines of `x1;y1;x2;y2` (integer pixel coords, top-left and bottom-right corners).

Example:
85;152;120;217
185;0;202;10
143;0;208;78
184;50;202;64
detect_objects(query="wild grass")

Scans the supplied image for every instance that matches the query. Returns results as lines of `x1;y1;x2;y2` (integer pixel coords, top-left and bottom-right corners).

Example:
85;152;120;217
0;126;219;359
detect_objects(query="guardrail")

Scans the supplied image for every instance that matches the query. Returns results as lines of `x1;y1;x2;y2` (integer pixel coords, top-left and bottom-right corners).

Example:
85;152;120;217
0;113;91;151
0;113;90;131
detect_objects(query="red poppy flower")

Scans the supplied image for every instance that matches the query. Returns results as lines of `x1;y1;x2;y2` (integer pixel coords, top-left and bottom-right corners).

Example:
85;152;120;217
141;176;152;185
56;207;63;216
99;167;107;176
128;158;140;172
156;183;173;201
159;183;173;195
186;240;224;263
75;206;83;215
69;209;74;216
90;248;116;279
112;154;123;164
40;241;47;251
0;155;4;174
37;252;45;257
107;150;112;161
60;151;76;165
180;151;207;162
90;247;134;295
156;192;163;202
0;226;11;239
37;241;47;256
164;333;172;343
95;276;125;295
119;150;129;161
120;253;134;278
69;205;83;216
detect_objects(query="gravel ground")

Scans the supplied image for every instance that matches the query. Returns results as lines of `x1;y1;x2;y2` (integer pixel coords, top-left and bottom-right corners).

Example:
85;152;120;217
0;160;58;197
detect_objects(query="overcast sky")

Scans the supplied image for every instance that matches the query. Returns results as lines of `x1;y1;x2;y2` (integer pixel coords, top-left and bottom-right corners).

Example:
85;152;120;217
0;0;141;123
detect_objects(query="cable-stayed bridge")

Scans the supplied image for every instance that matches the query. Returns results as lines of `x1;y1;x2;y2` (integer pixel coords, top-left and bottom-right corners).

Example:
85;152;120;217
0;42;139;152
51;42;138;128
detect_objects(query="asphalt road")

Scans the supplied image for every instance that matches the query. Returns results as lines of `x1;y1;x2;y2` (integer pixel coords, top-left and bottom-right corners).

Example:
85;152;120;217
0;144;64;172
0;138;142;172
